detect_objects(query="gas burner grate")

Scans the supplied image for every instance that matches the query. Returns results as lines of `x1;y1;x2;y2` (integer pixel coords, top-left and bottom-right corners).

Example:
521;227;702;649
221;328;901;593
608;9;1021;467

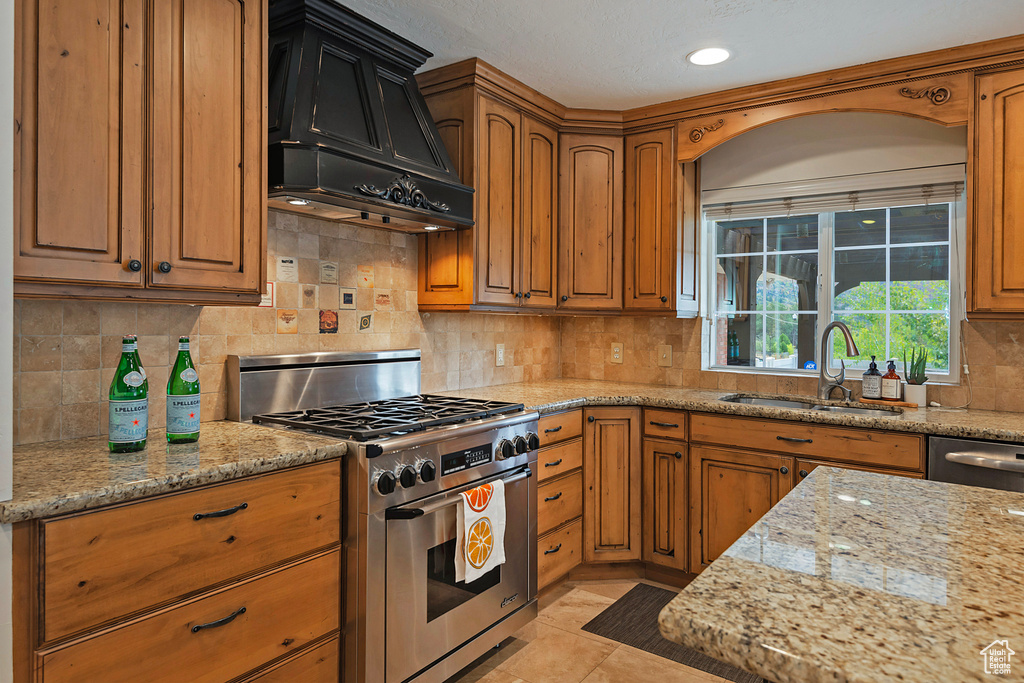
251;394;525;441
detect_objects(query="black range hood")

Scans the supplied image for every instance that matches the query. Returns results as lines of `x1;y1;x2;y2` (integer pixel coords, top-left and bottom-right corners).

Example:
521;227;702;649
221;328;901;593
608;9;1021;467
267;0;473;232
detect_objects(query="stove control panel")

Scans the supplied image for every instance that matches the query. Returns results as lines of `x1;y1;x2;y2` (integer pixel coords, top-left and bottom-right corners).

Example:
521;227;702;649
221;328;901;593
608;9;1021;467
441;444;492;477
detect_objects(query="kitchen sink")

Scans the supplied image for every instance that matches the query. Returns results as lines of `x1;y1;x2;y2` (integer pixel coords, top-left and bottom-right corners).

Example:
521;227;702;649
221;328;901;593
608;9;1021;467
719;394;901;417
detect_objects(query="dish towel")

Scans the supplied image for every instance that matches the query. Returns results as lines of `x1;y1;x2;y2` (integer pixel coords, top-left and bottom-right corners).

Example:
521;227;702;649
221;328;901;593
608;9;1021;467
455;479;506;583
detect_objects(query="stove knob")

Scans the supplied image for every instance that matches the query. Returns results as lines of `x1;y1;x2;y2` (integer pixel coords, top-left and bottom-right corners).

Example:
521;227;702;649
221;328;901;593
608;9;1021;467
496;439;514;461
526;432;540;451
514;436;529;455
375;470;397;496
399;465;417;489
419;461;437;482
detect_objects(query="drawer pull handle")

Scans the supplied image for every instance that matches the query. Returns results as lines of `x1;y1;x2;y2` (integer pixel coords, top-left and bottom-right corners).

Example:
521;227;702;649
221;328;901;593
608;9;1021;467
587;416;595;423
674;451;682;460
544;492;563;502
545;458;563;467
650;421;679;428
776;436;813;444
780;466;790;474
799;469;809;478
193;502;248;521
544;426;563;433
191;606;246;633
544;544;562;555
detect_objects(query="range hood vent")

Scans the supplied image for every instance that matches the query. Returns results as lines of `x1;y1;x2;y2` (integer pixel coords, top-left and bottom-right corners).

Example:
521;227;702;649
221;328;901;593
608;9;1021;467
267;0;473;233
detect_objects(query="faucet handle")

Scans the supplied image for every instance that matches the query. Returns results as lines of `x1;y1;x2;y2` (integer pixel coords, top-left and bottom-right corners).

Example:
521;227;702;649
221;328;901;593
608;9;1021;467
835;359;846;385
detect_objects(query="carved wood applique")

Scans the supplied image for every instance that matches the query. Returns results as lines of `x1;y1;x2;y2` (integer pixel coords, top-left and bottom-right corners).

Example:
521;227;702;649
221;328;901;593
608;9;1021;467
898;85;952;105
689;119;725;143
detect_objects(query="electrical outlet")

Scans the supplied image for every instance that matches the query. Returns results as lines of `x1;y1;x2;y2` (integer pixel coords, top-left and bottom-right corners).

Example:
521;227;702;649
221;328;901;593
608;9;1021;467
610;342;623;364
657;344;673;367
496;344;505;367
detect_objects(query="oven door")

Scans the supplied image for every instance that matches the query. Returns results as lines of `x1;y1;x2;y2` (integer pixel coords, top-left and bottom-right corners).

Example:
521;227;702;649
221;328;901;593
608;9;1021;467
385;463;536;683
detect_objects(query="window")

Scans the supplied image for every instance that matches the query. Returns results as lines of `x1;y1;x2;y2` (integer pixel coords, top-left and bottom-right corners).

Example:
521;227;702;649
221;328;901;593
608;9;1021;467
704;168;964;380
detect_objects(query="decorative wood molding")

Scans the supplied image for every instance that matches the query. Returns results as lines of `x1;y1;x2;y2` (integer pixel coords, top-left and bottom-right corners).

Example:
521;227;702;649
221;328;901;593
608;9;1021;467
356;174;450;212
688;119;725;143
898;85;952;105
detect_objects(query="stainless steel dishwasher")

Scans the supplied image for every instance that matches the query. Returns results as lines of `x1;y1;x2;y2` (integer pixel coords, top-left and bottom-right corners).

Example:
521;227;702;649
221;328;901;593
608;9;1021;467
929;436;1024;491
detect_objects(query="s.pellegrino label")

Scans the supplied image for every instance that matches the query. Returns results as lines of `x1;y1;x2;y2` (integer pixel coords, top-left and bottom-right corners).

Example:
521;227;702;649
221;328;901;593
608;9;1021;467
109;335;148;453
167;336;201;444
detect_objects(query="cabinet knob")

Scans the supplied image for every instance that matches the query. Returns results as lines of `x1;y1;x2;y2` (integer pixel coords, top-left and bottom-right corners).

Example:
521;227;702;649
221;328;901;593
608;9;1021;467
780;466;790;475
127;259;142;272
561;295;568;302
587;415;595;423
524;292;531;299
515;291;522;298
158;261;172;273
660;296;668;303
799;469;809;478
673;451;682;460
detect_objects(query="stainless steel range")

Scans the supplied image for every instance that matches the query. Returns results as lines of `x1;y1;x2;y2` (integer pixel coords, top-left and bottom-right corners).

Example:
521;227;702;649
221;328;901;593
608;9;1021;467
228;350;539;683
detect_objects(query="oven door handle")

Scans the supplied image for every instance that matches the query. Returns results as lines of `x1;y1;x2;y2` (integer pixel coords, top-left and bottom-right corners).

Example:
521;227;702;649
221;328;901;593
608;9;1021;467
384;467;533;520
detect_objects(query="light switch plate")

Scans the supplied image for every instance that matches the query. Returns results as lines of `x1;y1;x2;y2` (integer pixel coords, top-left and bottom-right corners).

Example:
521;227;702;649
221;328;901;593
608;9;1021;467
657;344;673;367
610;342;623;364
496;344;505;367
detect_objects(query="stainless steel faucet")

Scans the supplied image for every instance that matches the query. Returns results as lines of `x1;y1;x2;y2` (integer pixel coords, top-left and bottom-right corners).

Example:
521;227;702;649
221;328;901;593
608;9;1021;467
818;321;860;401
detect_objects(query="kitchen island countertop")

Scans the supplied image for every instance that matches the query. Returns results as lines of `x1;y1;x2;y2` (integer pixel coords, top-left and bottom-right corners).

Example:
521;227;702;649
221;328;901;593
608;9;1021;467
438;378;1024;443
0;421;345;523
658;467;1024;682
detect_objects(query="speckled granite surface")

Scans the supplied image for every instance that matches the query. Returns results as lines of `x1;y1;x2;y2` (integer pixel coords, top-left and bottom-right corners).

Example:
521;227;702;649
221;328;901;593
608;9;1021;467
659;467;1024;682
0;421;345;523
439;379;1024;443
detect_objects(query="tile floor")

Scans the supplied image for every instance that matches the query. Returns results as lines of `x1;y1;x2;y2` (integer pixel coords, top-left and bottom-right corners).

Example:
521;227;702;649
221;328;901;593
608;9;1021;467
448;579;730;683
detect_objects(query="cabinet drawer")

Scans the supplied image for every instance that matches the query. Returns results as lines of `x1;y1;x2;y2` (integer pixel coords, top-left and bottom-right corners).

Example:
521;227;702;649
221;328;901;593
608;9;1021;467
538;519;582;590
538;438;583;482
41;550;340;683
795;459;926;482
249;637;339;682
690;414;924;472
643;409;687;441
41;461;341;641
538;410;583;448
537;471;583;536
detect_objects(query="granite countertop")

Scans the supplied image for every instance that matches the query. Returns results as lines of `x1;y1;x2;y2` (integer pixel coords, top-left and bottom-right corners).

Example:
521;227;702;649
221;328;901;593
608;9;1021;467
0;421;345;524
658;467;1024;682
438;379;1024;443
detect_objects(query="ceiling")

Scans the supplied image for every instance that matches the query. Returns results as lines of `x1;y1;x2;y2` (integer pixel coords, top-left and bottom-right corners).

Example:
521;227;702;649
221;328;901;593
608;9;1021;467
341;0;1024;110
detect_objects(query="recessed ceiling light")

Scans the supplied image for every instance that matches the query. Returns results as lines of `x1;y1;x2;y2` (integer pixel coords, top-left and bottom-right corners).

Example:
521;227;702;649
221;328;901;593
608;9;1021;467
287;197;310;206
687;48;730;66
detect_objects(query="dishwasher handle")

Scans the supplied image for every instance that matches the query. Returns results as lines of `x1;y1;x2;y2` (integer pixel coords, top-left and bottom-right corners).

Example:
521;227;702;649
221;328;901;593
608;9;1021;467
945;451;1024;474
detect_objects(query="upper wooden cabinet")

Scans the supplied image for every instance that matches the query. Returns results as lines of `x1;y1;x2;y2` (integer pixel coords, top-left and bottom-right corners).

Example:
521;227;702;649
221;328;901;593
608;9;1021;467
419;88;558;310
624;128;675;312
558;134;624;311
972;67;1024;316
14;0;266;304
582;407;641;563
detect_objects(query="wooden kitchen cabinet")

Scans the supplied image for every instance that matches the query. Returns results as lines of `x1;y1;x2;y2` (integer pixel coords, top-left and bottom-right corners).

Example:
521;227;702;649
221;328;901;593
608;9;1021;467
642;439;688;571
537;409;584;588
971;66;1024;315
419;87;558;310
558;133;624;311
624;128;676;312
583;407;641;562
794;459;926;482
689;445;794;572
14;0;266;304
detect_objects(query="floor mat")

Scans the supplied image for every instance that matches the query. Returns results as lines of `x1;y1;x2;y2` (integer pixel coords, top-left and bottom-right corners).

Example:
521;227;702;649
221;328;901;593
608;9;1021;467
581;583;762;683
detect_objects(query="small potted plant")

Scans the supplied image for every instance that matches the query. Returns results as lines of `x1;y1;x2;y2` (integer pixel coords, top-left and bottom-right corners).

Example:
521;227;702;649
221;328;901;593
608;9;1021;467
903;347;929;406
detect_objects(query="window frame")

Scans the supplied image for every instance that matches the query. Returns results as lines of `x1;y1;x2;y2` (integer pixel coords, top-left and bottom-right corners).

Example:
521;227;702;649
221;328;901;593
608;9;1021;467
701;169;966;383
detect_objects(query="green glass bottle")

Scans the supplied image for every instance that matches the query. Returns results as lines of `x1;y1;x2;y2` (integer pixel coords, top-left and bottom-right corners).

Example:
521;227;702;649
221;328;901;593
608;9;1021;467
108;336;148;453
167;336;201;444
128;334;148;393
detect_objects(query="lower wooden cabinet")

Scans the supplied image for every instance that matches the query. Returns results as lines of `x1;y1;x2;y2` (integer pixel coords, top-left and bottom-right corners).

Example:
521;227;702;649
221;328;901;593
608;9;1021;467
536;412;584;590
688;445;794;572
641;440;688;571
583;407;641;563
538;519;583;590
538;470;583;536
794;458;925;481
246;637;339;682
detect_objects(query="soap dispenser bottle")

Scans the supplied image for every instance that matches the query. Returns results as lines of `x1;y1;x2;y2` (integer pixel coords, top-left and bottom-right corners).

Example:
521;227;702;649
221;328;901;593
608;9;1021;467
862;356;883;399
881;359;902;401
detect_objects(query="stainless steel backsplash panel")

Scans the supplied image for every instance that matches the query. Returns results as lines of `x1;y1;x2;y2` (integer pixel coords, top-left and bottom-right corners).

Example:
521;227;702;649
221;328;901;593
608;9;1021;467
227;350;422;421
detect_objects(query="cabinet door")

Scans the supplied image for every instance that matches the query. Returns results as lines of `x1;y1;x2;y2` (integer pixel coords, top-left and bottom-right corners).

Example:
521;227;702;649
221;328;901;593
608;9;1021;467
150;0;265;293
624;129;674;311
520;115;558;308
558;134;623;310
475;96;521;306
689;445;793;571
677;161;701;317
583;407;640;562
973;68;1024;314
642;440;688;571
14;0;145;286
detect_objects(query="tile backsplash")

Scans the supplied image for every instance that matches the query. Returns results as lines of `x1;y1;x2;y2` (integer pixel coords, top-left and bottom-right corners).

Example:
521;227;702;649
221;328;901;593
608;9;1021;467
12;211;1024;446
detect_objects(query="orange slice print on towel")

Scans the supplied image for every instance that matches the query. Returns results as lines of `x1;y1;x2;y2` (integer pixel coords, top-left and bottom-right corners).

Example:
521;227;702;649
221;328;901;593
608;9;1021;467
466;517;494;569
464;483;494;512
